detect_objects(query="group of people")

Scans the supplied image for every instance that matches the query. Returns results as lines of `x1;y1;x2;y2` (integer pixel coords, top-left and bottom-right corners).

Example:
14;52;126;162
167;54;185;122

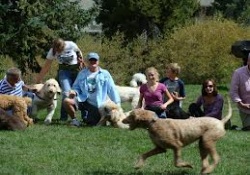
0;38;249;131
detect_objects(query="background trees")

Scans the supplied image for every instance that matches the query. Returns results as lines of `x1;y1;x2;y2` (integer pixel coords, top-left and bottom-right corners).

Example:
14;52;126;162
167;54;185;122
1;0;250;84
94;0;199;39
0;0;95;73
212;0;250;25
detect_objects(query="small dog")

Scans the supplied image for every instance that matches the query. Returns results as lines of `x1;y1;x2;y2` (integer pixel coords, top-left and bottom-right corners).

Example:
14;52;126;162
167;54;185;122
98;101;129;129
0;108;27;131
30;78;61;124
122;98;232;174
0;95;33;126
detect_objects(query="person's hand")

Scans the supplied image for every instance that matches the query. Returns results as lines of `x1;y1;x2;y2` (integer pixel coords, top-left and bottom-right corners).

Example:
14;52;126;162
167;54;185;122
244;103;250;109
238;102;250;109
68;90;76;99
160;104;167;110
171;91;179;100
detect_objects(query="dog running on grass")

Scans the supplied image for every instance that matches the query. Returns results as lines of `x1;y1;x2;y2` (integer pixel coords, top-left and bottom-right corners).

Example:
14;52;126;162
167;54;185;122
122;98;232;174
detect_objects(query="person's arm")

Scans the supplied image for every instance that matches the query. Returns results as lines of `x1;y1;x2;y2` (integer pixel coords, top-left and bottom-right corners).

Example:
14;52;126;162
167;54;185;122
106;73;121;106
136;93;144;109
206;96;224;117
35;59;53;83
230;70;250;109
162;88;174;110
196;96;203;107
175;80;185;101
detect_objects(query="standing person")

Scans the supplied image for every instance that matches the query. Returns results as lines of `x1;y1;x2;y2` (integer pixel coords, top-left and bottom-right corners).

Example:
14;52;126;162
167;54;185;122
160;63;185;108
35;38;83;121
63;52;121;126
136;67;174;118
230;55;250;131
189;79;224;120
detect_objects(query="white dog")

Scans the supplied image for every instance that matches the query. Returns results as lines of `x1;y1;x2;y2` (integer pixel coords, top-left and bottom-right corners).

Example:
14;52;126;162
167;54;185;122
116;73;147;109
30;78;61;124
129;73;147;87
98;101;129;129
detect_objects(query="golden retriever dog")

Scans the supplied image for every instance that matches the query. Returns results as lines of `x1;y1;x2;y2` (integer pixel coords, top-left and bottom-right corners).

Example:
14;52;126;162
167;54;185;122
30;78;61;124
98;101;129;129
122;99;232;174
0;95;33;126
0;108;27;131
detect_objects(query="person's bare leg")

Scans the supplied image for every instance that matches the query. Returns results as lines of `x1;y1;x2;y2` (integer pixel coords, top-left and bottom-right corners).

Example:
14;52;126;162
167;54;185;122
63;98;76;119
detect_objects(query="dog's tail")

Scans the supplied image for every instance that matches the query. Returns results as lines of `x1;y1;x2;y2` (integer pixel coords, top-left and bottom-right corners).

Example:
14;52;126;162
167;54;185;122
221;97;232;124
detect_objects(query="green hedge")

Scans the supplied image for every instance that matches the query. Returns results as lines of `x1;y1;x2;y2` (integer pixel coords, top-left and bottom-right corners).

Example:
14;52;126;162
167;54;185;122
1;19;250;85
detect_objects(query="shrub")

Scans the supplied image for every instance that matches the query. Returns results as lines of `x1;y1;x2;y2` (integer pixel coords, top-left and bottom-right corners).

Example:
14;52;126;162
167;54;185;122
163;19;250;84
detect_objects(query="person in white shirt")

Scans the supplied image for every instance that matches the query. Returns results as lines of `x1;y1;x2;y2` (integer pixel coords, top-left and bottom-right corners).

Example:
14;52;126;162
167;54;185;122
35;38;83;121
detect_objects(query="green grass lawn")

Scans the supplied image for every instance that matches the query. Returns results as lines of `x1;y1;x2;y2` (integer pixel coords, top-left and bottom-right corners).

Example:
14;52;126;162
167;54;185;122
0;85;249;175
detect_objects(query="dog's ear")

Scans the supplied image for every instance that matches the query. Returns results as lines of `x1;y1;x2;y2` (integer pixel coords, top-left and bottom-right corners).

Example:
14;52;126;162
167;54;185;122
134;109;157;123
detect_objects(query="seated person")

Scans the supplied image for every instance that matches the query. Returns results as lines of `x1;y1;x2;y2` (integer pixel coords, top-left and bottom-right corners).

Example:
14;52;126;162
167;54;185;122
0;67;33;114
188;79;224;120
136;67;173;118
160;63;186;108
63;52;121;126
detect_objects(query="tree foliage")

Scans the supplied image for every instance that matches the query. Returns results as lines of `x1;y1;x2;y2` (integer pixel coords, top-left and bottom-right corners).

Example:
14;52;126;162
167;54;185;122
94;0;199;39
212;0;250;25
0;0;96;73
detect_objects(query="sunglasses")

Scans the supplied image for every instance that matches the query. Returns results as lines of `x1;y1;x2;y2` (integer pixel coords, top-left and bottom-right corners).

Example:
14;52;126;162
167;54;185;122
89;58;98;62
206;85;214;88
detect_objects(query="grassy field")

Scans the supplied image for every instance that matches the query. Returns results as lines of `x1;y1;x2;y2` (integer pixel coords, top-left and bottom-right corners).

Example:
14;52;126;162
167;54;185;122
0;85;249;175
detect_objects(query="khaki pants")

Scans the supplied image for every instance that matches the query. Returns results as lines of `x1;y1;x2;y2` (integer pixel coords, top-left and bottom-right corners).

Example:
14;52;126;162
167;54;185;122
239;111;250;128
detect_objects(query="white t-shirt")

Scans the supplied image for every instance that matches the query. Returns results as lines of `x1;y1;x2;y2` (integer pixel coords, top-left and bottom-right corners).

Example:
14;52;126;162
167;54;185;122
46;41;80;65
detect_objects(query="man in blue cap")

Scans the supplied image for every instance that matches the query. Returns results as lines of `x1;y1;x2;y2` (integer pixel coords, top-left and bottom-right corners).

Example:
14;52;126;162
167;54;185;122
63;52;121;126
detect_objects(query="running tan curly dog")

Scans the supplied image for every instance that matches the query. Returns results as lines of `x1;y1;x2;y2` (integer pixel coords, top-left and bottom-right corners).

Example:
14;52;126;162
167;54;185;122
0;108;27;131
122;99;232;174
0;95;33;126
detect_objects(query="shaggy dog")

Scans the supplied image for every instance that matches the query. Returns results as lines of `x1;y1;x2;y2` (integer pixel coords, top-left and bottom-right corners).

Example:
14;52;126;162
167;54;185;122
30;78;61;124
0;108;27;131
0;95;33;126
116;73;147;109
115;86;140;109
129;73;147;87
98;101;129;129
122;99;232;174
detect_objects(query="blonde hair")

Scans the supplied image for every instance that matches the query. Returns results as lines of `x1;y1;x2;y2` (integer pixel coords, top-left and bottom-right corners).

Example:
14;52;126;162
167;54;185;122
52;38;65;55
166;63;181;75
145;67;159;81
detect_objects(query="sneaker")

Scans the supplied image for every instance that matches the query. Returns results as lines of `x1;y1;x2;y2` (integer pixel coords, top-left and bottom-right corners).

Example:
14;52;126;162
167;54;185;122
70;119;80;127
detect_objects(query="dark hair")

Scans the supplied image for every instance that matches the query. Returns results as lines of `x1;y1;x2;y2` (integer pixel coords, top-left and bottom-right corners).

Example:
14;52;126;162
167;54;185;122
201;79;218;96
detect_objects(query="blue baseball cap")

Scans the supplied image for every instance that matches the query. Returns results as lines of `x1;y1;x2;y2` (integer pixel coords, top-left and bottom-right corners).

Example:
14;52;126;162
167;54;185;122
87;52;100;60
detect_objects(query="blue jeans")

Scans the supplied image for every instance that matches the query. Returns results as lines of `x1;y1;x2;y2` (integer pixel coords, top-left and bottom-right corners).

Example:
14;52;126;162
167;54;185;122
58;69;78;121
